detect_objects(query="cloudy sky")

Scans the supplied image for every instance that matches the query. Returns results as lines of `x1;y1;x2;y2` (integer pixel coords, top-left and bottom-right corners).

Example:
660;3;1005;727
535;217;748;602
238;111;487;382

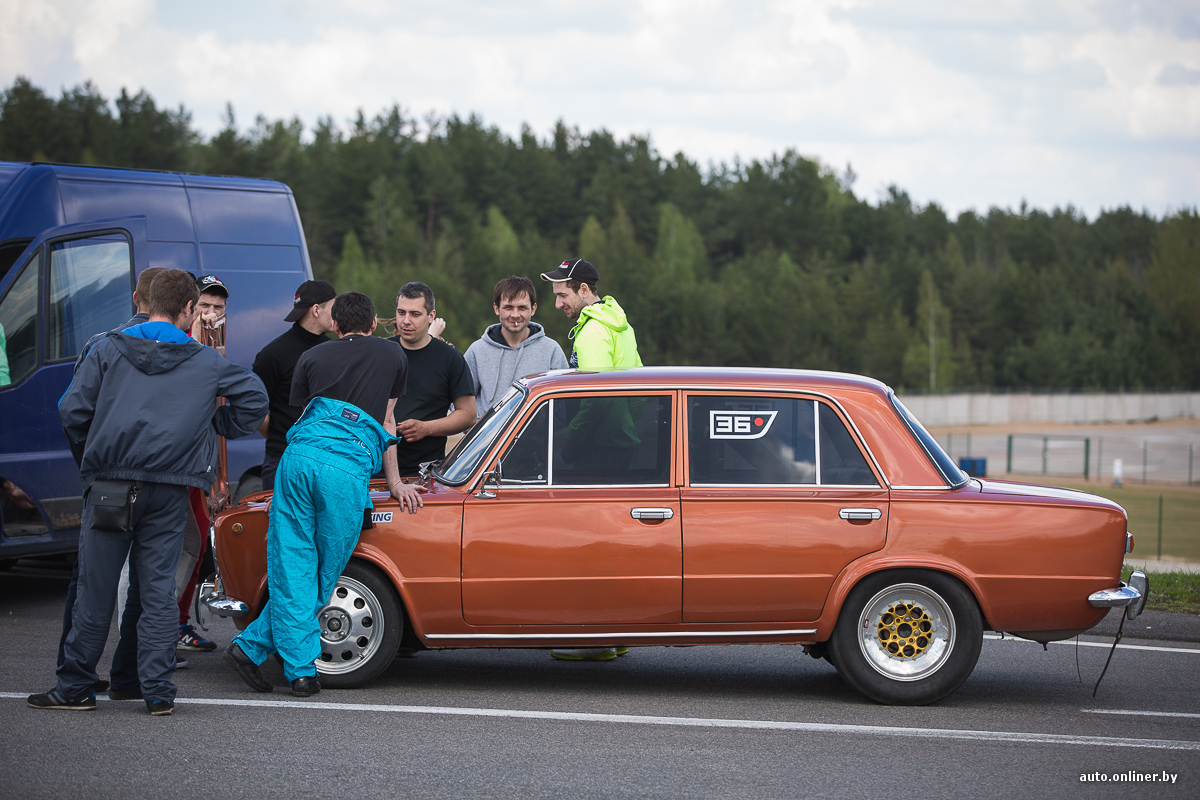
2;0;1197;218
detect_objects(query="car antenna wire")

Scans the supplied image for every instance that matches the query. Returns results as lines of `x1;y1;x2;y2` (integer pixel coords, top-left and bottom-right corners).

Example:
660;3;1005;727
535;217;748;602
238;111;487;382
1091;613;1127;698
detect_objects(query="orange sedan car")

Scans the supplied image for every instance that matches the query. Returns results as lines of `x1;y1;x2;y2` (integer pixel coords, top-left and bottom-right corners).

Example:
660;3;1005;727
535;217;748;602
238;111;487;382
204;368;1147;705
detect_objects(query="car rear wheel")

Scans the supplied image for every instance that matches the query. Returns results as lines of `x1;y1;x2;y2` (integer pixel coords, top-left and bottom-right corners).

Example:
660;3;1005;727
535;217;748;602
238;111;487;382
828;570;982;705
315;560;402;689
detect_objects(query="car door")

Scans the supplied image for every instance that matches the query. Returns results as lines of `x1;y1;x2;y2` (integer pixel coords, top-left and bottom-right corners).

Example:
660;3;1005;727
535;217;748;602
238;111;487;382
0;219;148;550
461;391;680;626
680;392;888;623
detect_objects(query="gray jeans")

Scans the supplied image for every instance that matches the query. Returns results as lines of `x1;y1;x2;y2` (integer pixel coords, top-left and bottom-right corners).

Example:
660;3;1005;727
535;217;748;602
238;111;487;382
56;482;188;703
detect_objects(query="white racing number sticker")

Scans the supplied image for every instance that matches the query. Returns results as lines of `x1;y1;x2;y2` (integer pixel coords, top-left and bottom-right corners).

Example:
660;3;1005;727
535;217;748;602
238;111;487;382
709;410;778;440
371;511;394;524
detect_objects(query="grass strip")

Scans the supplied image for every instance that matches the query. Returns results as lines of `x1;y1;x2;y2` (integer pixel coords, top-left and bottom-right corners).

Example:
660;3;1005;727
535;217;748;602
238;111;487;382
1122;565;1200;615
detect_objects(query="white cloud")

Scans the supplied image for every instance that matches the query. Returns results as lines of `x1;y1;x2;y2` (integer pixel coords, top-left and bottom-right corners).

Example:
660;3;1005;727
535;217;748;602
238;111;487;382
0;0;1195;217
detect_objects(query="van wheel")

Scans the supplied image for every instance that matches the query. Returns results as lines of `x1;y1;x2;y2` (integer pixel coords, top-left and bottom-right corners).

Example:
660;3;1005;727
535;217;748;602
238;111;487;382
828;570;982;705
315;561;402;689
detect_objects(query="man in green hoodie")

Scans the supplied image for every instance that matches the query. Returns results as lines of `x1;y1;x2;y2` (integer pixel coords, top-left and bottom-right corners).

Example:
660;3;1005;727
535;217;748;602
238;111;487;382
541;257;642;663
542;258;641;372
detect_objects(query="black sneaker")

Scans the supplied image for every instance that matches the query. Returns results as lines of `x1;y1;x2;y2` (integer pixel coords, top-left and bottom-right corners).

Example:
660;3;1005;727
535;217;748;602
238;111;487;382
178;623;217;652
223;641;272;692
27;689;96;711
109;684;143;701
291;676;321;697
146;699;174;716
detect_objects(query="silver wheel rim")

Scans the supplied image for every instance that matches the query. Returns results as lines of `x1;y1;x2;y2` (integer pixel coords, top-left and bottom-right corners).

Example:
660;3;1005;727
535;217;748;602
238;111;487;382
857;582;955;682
316;575;384;676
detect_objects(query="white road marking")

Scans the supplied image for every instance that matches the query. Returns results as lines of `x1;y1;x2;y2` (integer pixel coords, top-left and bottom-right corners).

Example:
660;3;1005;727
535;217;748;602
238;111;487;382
4;693;1198;750
984;634;1200;655
1083;709;1200;720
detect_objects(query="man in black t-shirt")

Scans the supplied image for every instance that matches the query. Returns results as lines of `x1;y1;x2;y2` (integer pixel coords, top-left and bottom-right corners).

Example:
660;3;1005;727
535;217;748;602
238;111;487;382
251;280;337;491
387;282;476;475
227;292;421;698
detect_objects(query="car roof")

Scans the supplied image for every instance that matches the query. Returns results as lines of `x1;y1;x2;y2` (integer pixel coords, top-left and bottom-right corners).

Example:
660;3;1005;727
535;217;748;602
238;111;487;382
522;366;892;396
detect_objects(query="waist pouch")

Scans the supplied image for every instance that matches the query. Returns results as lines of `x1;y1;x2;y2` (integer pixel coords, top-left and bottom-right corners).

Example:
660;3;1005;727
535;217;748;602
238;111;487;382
89;479;140;533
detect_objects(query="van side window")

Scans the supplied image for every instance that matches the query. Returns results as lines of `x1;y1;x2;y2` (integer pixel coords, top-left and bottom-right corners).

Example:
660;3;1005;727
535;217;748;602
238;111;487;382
0;252;40;387
48;236;133;362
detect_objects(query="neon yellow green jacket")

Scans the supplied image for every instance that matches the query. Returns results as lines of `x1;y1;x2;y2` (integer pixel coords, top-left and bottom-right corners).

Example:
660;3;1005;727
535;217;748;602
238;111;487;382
569;296;643;370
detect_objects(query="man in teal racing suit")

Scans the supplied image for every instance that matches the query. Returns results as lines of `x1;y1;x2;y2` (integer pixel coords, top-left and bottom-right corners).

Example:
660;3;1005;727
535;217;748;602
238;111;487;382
224;292;422;697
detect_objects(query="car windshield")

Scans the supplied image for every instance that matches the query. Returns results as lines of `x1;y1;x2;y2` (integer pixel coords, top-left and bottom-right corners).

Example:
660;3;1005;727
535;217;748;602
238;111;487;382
890;393;969;488
435;385;527;485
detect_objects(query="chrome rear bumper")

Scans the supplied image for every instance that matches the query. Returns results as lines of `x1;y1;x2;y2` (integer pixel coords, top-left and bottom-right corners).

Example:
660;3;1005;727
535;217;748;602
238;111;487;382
199;576;249;618
1088;570;1149;620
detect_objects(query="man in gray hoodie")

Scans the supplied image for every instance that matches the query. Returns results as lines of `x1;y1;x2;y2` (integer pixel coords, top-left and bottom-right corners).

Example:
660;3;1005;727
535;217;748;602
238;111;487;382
465;276;568;417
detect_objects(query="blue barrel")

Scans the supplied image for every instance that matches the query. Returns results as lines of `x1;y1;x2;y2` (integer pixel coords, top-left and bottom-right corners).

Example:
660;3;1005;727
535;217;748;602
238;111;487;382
958;457;987;477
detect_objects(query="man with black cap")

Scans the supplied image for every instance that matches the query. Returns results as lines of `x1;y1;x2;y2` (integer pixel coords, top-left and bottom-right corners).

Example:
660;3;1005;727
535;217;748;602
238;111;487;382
251;280;338;491
191;274;229;349
541;258;642;663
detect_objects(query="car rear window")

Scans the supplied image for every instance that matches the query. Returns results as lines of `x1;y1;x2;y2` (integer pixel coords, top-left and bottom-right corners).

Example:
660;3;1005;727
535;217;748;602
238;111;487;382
890;394;968;487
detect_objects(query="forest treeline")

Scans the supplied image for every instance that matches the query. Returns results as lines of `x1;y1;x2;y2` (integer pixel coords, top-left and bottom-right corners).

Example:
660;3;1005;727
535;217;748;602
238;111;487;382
2;76;1197;391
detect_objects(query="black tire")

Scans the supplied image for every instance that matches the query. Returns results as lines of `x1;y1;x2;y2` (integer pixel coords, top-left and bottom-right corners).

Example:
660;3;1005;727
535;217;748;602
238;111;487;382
233;472;263;503
315;560;403;689
827;570;982;705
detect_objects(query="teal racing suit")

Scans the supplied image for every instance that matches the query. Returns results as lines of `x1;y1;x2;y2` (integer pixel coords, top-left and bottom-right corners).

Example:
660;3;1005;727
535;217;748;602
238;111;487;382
233;396;397;681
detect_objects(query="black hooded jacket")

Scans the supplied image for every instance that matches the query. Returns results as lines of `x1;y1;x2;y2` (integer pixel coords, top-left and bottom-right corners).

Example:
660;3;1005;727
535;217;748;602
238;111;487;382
59;328;268;490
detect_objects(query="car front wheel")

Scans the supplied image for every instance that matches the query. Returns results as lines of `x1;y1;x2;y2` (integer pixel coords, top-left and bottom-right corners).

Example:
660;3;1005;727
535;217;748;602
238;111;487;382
828;570;982;705
315;560;402;689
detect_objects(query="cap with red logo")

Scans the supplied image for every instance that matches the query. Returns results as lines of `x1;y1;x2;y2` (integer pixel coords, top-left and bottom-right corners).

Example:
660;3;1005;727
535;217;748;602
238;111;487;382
540;258;598;286
284;280;337;322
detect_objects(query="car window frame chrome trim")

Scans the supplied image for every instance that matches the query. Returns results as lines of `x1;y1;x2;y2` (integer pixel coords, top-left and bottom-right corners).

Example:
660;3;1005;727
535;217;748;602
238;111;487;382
463;381;893;494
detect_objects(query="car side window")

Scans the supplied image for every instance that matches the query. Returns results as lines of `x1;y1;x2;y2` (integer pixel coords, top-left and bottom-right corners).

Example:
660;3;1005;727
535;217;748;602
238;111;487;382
500;402;550;485
501;395;672;487
689;395;817;485
0;251;41;387
47;235;133;362
818;403;877;485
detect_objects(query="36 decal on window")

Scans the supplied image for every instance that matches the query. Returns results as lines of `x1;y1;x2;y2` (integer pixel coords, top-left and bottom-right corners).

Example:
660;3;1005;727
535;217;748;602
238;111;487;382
709;410;778;439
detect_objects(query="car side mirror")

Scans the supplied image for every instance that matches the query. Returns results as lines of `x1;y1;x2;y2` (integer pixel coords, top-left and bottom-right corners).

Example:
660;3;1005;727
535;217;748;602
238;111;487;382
474;466;501;499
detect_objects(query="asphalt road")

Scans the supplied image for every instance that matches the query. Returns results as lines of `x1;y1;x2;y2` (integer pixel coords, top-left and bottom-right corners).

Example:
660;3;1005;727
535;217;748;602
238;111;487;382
2;560;1197;800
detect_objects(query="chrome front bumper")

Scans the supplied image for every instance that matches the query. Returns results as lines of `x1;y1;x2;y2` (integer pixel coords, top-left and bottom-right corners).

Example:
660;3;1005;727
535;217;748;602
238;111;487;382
199;576;249;618
1088;570;1149;620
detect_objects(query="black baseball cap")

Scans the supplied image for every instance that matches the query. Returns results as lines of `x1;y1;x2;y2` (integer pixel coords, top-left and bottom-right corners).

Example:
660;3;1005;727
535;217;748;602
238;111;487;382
540;258;598;286
196;274;228;298
284;280;337;322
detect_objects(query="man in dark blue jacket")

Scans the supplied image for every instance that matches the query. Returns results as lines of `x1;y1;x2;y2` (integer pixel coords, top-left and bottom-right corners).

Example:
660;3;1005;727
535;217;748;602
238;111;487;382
29;269;267;716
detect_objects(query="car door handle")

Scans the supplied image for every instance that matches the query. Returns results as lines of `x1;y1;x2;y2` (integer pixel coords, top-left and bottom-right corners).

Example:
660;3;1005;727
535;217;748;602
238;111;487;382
631;507;675;521
839;508;882;520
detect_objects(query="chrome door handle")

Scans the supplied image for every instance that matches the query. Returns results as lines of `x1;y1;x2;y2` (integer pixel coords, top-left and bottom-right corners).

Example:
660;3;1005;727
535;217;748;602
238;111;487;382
631;507;675;521
839;508;882;520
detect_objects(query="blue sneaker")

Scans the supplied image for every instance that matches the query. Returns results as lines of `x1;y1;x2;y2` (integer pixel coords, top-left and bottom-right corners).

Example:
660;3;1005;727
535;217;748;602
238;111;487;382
178;623;216;652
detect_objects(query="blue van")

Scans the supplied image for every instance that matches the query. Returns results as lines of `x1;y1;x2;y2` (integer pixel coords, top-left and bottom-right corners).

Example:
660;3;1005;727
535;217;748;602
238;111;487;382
0;162;313;563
